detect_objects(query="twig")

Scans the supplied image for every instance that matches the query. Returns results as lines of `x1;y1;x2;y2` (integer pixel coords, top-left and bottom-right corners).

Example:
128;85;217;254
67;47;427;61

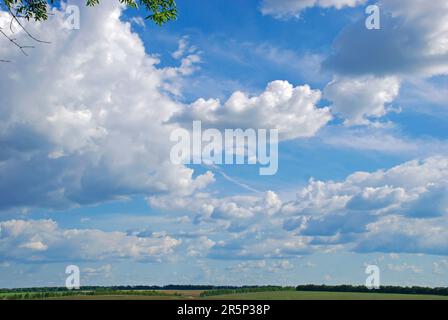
8;7;51;44
0;4;52;60
0;27;34;56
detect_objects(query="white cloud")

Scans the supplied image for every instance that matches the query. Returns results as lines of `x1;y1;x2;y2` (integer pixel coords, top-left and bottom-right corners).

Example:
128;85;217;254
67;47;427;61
149;157;448;257
260;0;366;18
1;1;447;268
319;0;448;126
0;2;339;213
0;2;212;210
172;36;198;60
324;0;448;78
0;219;180;262
130;17;145;28
173;80;332;140
356;215;448;255
279;157;448;255
149;190;283;222
19;241;48;252
324;76;400;125
286;157;448;220
187;236;216;257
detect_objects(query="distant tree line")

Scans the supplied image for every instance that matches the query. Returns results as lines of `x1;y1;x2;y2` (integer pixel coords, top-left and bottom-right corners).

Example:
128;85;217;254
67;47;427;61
0;289;179;300
0;285;245;294
1;291;88;300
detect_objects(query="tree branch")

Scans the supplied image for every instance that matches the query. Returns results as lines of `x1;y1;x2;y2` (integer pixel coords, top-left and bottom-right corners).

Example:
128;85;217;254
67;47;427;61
0;27;34;56
7;6;50;44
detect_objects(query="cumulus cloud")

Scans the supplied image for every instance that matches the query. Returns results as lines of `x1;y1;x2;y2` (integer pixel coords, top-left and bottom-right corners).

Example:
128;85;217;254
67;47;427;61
0;219;180;263
317;0;448;125
150;157;448;258
1;0;447;272
0;2;213;211
324;0;448;78
278;157;448;255
263;0;447;126
149;190;282;222
0;1;339;212
324;76;400;125
286;157;448;219
187;236;216;257
356;215;448;255
307;158;448;255
148;190;307;259
172;80;332;140
260;0;366;18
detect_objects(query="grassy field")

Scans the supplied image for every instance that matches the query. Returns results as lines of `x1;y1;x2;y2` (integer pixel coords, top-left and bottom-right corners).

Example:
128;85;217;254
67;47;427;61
3;289;448;300
204;290;448;300
43;290;448;300
50;290;204;300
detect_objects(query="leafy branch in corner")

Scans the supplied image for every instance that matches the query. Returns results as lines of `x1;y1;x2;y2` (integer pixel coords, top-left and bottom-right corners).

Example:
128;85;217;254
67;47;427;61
0;0;177;62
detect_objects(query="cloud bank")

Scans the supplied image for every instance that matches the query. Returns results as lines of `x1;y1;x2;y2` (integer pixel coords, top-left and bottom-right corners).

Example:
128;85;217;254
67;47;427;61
150;157;448;258
0;219;180;262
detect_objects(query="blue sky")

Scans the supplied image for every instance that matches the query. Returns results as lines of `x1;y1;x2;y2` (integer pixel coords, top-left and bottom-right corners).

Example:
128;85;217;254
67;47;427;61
0;0;448;288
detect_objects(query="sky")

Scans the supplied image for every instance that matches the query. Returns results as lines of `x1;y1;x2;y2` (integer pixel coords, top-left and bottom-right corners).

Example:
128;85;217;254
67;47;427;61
0;0;448;288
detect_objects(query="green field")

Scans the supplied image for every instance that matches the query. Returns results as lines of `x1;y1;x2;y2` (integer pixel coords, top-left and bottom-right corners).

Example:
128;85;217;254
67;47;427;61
13;291;448;300
204;290;448;300
3;289;448;300
50;290;203;300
